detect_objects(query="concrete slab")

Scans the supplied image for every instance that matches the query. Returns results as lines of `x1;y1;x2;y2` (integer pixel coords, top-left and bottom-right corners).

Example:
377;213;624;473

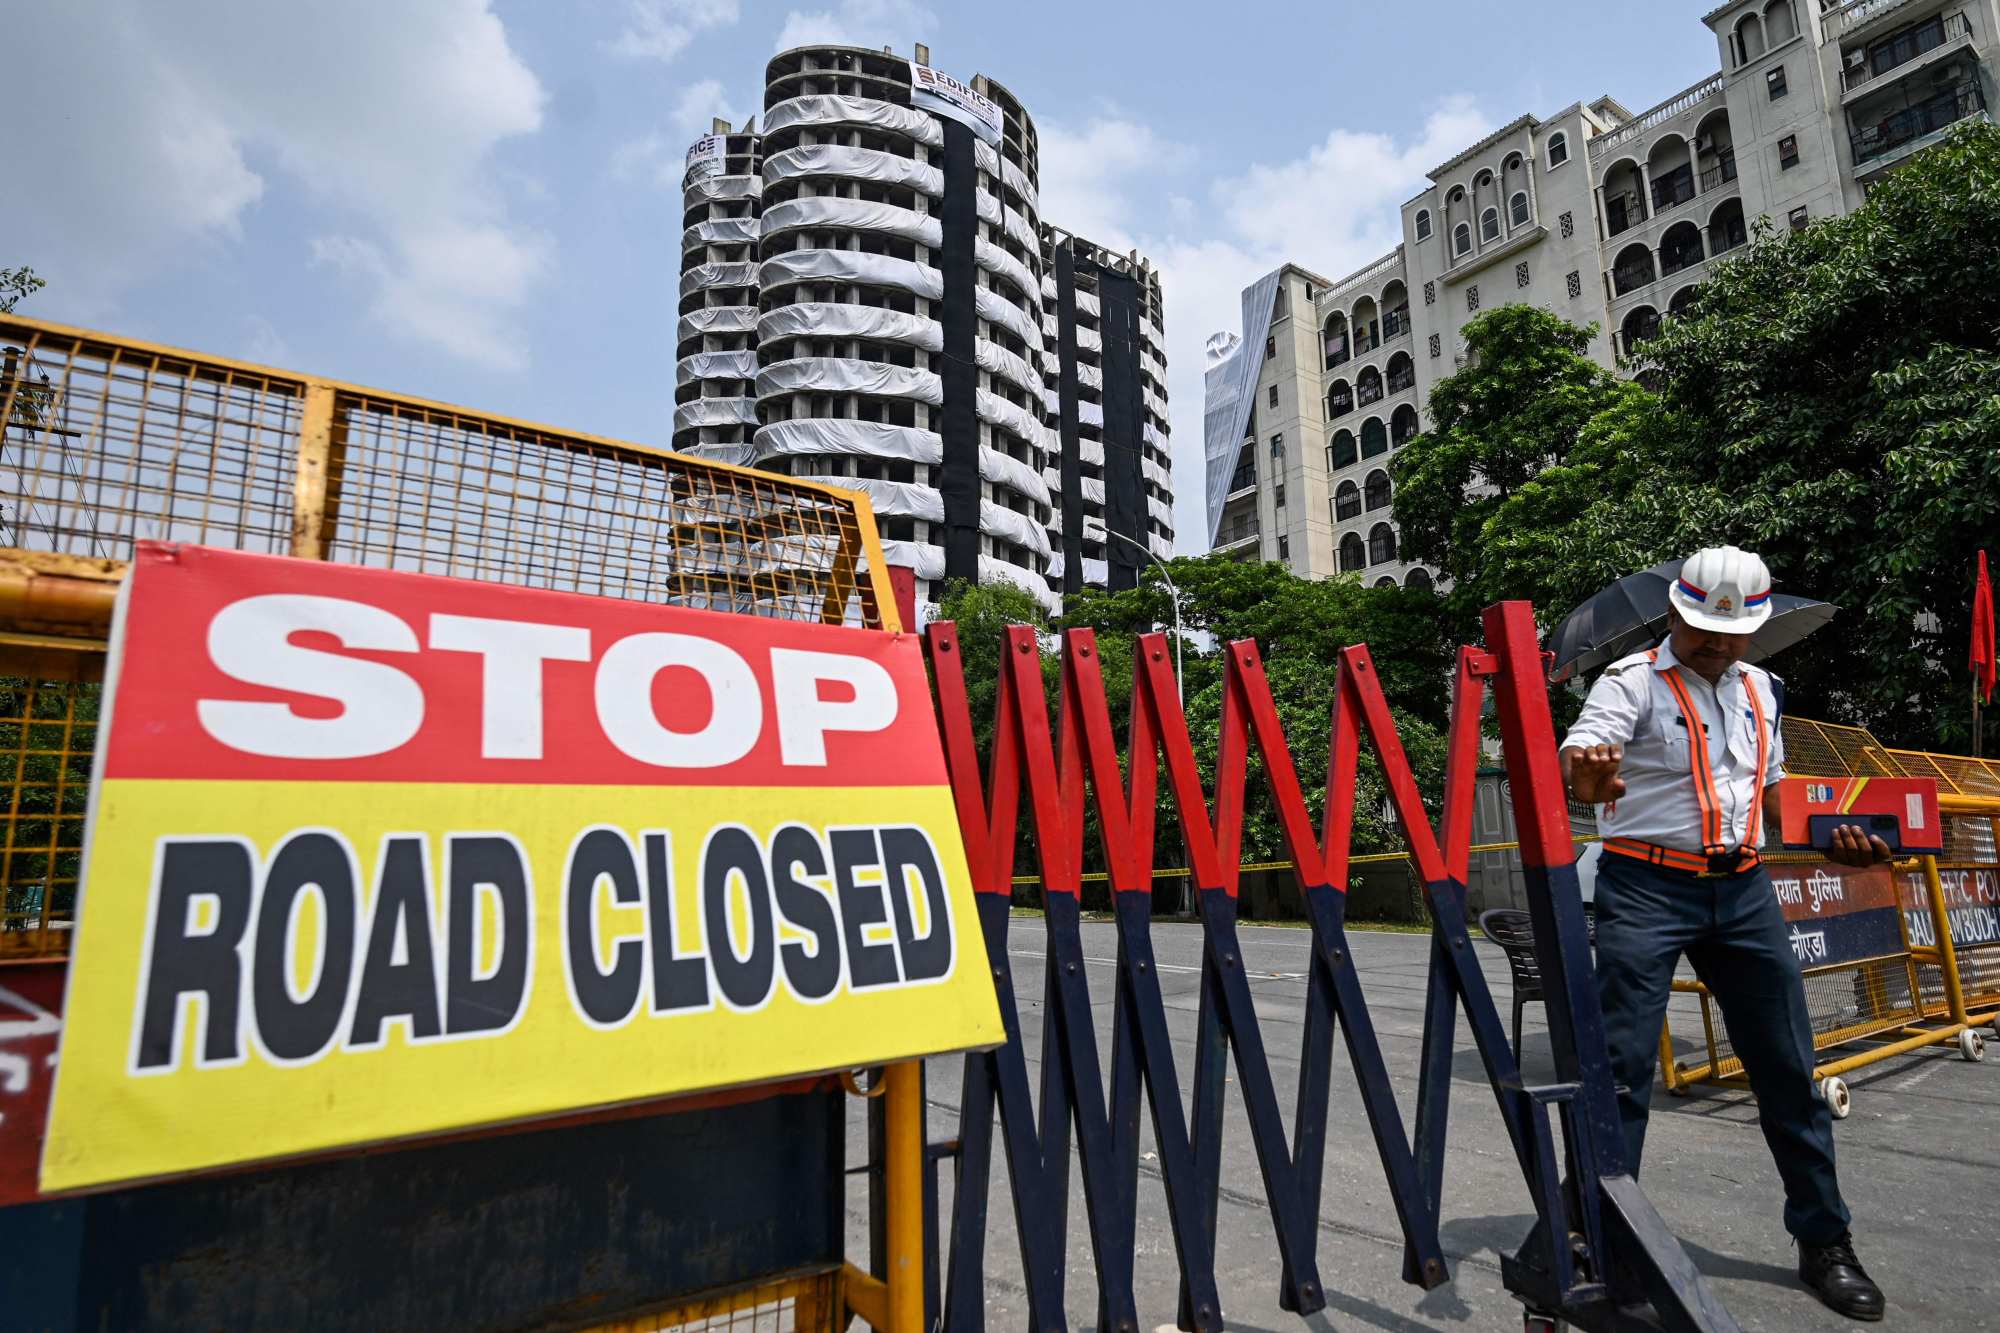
845;919;2000;1331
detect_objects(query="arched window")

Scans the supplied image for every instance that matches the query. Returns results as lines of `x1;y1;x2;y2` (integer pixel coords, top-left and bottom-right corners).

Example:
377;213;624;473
1364;469;1391;511
1453;222;1472;257
1361;417;1388;458
1621;305;1661;353
1504;153;1523;172
1547;131;1569;167
1763;0;1794;46
1475;170;1493;191
1386;351;1414;394
1368;523;1398;565
1374;576;1398;589
1660;220;1704;277
1613;242;1655;296
1414;209;1433;241
1327;378;1354;418
1447;186;1465;204
1330;429;1357;470
1391;403;1420;446
1669;286;1700;316
1480;208;1500;243
1334;480;1361;520
1358;366;1383;405
1510;191;1530;227
1339;533;1366;573
1405;567;1434;589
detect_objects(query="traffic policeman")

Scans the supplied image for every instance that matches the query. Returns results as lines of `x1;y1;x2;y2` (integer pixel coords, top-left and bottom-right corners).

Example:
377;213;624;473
1560;546;1888;1322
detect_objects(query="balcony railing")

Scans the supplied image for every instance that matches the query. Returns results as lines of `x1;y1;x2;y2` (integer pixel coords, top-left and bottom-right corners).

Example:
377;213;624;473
1215;519;1260;547
1824;0;1917;38
1228;464;1255;493
1387;368;1416;394
1328;392;1354;418
1650;166;1696;213
1353;329;1381;355
1612;261;1656;297
1383;306;1411;340
1392;421;1418;447
1698;152;1738;192
1844;12;1971;90
1660;244;1705;278
1324;345;1350;370
1588;73;1726;160
1850;79;1987;164
1357;380;1385;407
1708;219;1748;256
1605;190;1647;238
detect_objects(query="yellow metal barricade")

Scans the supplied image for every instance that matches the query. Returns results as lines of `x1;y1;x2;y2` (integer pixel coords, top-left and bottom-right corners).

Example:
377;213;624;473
1656;720;2000;1112
0;316;924;1333
0;315;901;962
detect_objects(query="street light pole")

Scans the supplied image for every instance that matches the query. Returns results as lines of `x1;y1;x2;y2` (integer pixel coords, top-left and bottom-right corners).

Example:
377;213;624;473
1107;529;1181;702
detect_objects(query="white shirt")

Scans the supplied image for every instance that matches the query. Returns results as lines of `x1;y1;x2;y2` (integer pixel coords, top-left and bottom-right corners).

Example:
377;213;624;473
1561;638;1786;854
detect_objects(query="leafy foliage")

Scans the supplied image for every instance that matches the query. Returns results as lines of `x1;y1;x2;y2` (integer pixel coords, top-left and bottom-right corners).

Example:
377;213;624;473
0;266;42;314
1389;305;1665;628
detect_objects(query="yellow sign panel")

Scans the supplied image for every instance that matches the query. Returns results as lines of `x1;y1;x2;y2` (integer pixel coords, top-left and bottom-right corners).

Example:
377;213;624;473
43;546;1001;1192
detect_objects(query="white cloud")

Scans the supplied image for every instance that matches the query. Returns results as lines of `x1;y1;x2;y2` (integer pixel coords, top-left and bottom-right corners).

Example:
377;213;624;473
607;0;740;62
774;0;935;52
1039;99;1494;551
12;0;550;371
610;79;742;190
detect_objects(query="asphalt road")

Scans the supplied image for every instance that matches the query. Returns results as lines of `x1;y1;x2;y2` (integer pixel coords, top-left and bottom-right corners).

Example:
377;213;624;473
845;917;2000;1332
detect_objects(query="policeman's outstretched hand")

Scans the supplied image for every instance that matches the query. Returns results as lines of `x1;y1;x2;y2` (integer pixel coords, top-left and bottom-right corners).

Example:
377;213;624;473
1827;823;1892;868
1569;744;1626;804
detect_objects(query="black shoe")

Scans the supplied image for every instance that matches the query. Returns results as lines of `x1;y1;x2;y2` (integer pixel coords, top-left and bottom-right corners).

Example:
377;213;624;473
1799;1232;1885;1322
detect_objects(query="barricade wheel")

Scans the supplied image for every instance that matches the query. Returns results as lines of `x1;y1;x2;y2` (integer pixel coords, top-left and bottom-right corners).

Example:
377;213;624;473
1959;1029;1986;1063
1523;1313;1564;1333
1820;1075;1851;1119
1992;1014;2000;1040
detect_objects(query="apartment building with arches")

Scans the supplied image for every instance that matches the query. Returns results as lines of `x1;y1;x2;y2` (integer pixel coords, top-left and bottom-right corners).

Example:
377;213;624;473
1206;0;1997;583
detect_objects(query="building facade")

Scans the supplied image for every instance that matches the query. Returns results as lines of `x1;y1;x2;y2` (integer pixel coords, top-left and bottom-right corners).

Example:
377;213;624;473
1207;0;1997;584
674;43;1173;614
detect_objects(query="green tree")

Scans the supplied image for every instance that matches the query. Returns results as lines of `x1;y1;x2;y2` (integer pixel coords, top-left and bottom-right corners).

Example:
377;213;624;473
1389;304;1666;626
1636;121;2000;750
0;266;42;314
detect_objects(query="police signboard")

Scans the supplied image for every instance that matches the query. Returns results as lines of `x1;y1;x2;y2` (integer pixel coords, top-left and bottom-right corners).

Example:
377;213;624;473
1899;863;2000;951
42;543;1002;1193
1767;861;1905;969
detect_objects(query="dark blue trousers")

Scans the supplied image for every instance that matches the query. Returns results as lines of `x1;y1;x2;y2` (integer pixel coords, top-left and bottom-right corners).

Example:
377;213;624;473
1593;852;1852;1244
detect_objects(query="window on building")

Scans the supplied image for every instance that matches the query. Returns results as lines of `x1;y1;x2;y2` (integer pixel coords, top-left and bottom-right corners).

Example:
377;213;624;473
1547;132;1569;167
1274;483;1286;508
1566;269;1583;299
1270;432;1284;459
1767;65;1788;99
1334;480;1361;520
1480;207;1500;242
1428;332;1442;358
1339;533;1366;573
1277;535;1290;561
1423;280;1436;305
1453;223;1472;257
1779;134;1799;170
1510;192;1530;228
1415;209;1433;241
1789;205;1809;231
1516;261;1531;289
1467;284;1480;312
1368;523;1397;565
1268;383;1279;407
1330;430;1357;469
1264;335;1276;359
1364;469;1391;511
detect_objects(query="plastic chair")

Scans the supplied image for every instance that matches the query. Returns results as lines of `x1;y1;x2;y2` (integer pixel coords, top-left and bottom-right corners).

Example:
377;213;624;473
1478;905;1597;1056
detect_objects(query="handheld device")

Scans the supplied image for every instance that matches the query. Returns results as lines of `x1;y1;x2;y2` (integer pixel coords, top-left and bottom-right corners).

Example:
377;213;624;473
1778;776;1943;854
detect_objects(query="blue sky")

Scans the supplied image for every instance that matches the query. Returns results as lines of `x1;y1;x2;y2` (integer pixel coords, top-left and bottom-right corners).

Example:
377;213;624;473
9;1;1720;552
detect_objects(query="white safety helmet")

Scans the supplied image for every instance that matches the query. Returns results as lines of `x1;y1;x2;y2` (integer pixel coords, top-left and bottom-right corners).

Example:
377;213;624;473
1668;546;1773;634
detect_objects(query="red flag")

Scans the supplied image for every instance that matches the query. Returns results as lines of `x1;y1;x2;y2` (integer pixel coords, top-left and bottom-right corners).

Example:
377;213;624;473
1974;550;1996;704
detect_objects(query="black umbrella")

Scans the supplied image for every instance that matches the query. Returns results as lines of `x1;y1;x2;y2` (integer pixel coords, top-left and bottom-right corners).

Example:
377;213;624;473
1547;559;1837;683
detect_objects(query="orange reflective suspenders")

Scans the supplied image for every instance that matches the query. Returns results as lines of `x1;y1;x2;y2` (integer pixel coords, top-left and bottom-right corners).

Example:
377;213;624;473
1603;652;1768;873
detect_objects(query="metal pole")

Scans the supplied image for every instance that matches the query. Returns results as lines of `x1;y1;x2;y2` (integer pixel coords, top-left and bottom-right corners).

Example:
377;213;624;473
1108;529;1181;703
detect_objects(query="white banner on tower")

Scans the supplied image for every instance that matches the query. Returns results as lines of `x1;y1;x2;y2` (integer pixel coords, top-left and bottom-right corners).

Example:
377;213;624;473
909;63;1002;146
